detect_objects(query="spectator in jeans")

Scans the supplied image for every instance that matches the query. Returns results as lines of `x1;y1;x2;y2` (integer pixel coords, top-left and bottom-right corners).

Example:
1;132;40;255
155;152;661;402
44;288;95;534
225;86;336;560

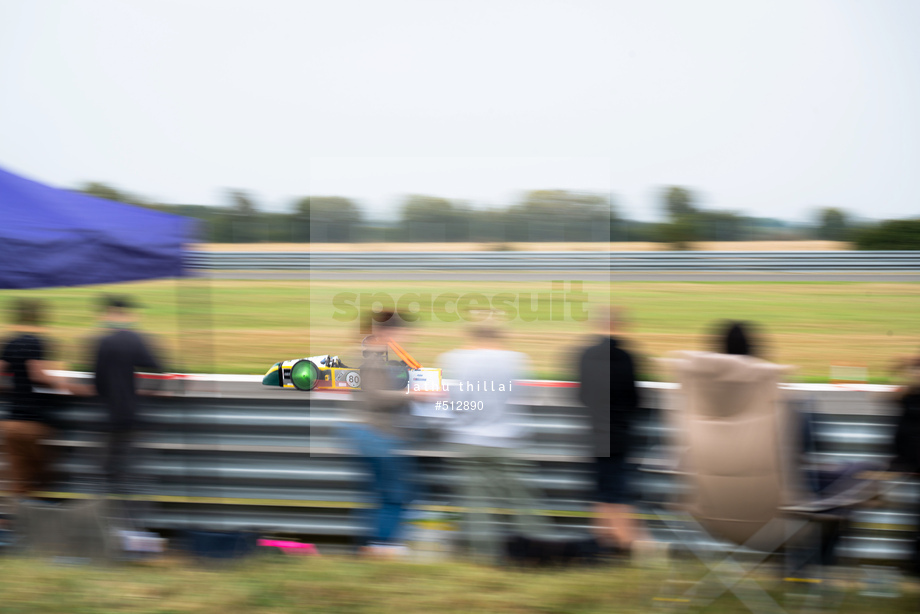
0;299;68;500
347;312;416;557
438;321;549;564
577;306;648;556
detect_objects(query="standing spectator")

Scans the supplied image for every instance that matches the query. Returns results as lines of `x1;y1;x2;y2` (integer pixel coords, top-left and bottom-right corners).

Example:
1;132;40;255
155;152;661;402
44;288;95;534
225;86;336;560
438;321;549;564
0;299;68;500
577;306;648;555
889;354;920;576
90;296;164;494
347;312;416;557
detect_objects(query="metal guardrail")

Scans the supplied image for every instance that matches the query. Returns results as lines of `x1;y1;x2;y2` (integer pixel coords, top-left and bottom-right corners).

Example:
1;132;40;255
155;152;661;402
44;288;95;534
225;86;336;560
184;251;920;272
6;378;915;561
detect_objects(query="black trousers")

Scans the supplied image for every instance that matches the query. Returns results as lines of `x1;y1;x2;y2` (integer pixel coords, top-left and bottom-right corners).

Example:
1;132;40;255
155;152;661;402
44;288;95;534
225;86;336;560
103;429;135;494
912;491;920;576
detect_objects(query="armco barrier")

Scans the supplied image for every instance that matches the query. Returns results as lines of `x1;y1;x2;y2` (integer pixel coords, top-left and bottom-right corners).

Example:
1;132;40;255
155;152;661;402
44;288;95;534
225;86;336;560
184;251;920;272
2;375;916;561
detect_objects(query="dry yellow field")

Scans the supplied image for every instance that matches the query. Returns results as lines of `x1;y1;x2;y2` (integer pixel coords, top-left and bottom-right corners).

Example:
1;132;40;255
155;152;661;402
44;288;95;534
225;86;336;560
193;241;850;252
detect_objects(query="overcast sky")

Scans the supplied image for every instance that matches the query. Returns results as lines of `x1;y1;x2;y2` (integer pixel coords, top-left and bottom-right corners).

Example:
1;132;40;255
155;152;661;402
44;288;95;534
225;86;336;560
1;0;918;222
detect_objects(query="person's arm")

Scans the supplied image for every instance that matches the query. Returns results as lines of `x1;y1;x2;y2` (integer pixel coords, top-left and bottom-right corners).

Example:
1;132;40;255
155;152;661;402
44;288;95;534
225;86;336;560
79;339;106;399
621;351;640;411
576;348;591;407
127;333;169;396
26;359;66;390
21;337;70;393
888;395;918;473
361;361;411;409
0;359;8;390
135;334;165;373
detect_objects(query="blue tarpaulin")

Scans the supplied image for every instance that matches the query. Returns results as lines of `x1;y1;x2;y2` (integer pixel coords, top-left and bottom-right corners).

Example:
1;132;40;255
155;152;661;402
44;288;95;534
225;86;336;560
0;166;195;289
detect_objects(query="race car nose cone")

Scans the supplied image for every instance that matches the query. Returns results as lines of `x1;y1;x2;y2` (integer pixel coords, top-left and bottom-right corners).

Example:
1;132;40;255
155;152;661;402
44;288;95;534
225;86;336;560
291;359;319;391
262;363;282;387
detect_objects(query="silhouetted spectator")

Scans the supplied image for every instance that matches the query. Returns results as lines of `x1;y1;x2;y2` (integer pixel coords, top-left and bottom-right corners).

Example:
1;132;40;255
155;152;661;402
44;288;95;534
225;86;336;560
889;354;920;576
577;306;648;554
0;299;68;499
90;296;163;493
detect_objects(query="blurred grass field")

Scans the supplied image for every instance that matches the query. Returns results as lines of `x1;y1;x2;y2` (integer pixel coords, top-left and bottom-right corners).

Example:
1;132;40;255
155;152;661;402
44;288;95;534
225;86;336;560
0;279;917;381
0;555;917;614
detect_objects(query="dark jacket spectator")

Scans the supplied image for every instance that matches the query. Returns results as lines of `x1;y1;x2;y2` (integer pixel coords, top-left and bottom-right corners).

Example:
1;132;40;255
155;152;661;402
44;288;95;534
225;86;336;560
578;336;641;458
891;388;920;475
3;333;55;424
888;356;920;575
576;308;651;552
90;296;164;493
0;299;67;496
93;327;163;432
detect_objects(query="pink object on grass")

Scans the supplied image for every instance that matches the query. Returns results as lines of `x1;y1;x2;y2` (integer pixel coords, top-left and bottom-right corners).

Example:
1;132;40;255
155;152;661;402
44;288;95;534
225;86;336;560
258;539;319;555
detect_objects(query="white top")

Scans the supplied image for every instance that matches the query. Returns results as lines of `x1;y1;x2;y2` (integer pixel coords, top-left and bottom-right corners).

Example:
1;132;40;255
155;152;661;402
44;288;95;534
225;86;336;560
436;348;530;448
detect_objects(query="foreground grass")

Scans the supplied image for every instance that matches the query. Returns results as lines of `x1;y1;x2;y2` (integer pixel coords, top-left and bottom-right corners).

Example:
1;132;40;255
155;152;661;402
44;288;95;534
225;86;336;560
0;555;917;614
0;280;917;380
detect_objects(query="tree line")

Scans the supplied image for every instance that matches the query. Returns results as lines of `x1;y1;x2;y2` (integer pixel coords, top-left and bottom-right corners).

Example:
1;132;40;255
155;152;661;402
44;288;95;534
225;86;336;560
76;182;919;249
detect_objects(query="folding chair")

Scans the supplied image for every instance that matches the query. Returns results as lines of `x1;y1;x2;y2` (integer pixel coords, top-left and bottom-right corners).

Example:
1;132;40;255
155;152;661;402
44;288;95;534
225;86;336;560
648;352;878;613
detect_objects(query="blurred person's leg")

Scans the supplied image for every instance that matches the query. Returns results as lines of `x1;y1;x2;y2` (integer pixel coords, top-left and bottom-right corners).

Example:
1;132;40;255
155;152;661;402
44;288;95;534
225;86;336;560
595;504;646;551
34;432;56;494
341;424;380;547
911;480;920;577
2;421;31;496
376;500;403;543
347;424;413;547
452;450;500;563
359;453;384;547
375;447;414;544
104;430;135;494
454;446;552;564
23;423;53;495
593;456;647;552
495;450;551;541
2;421;52;497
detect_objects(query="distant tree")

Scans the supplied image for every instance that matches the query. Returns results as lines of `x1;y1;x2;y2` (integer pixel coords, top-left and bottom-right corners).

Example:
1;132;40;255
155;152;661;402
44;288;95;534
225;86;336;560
469;206;510;242
620;220;659;242
304;196;364;242
293;196;310;217
228;190;258;216
290;196;311;242
224;190;259;242
742;216;807;241
398;195;469;241
816;207;850;241
658;218;698;249
77;182;151;208
695;210;746;241
853;218;920;250
79;181;126;202
508;190;612;242
659;186;701;247
663;186;697;220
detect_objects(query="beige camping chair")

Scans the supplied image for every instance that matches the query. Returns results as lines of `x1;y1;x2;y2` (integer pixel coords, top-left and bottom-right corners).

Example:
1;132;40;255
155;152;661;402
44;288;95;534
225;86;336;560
651;351;839;613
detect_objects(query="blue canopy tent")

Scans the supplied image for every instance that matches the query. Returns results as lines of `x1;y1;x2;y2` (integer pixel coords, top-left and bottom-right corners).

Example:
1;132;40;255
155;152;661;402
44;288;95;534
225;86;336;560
0;166;196;289
0;167;222;536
